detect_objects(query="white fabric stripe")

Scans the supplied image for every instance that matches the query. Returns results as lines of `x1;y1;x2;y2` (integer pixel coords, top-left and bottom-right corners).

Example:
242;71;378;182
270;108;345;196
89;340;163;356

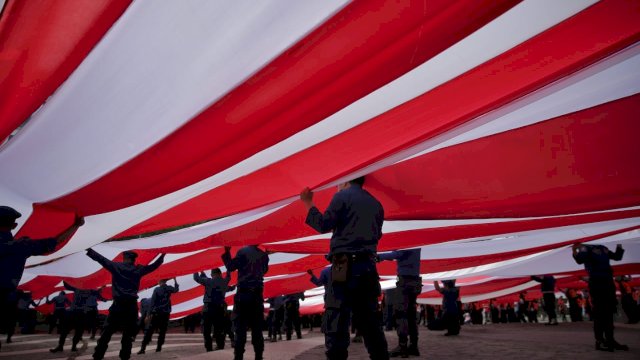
20;0;596;263
0;0;348;203
402;41;640;161
417;218;640;259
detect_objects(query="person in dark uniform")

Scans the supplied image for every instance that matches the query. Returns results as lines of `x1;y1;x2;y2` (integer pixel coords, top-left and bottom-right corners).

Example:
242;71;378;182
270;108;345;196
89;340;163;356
136;297;151;340
531;275;558;325
194;268;235;351
517;292;529;323
17;291;39;334
85;287;106;340
46;291;71;334
378;249;422;357
434;280;460;336
572;243;628;351
0;206;84;350
222;245;269;360
562;288;583;322
86;249;164;360
284;292;305;340
138;277;179;354
616;276;639;324
50;281;106;353
300;176;389;360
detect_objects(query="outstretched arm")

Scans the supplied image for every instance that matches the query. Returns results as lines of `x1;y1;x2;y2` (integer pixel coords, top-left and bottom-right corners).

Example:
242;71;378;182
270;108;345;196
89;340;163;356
222;247;239;272
63;281;77;292
86;248;117;273
141;253;166;275
609;244;624;261
301;187;343;233
53;216;85;245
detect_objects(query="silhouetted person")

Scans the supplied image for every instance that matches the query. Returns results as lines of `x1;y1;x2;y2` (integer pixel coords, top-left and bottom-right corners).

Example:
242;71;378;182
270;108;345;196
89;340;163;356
0;206;83;350
572;243;627;352
284;292;305;340
531;275;558;325
139;277;178;354
301;176;389;360
222;245;269;360
194;269;234;351
46;291;70;334
434;280;460;336
86;249;164;360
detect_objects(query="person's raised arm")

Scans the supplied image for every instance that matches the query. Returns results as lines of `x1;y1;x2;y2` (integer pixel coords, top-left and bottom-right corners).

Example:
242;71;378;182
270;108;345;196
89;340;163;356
45;295;51;305
222;246;239;272
434;281;442;293
96;287;108;302
86;248;117;273
301;187;343;233
53;216;85;246
377;251;399;262
531;275;543;282
193;272;205;285
172;277;179;293
609;244;624;261
63;281;77;292
141;253;165;275
307;269;323;287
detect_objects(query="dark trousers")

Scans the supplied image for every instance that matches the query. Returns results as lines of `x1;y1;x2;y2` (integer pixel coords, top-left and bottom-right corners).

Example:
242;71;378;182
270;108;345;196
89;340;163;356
0;288;17;343
202;303;227;350
85;309;99;337
443;312;460;335
93;298;138;360
49;309;66;333
142;312;169;351
58;310;84;349
232;288;265;360
394;277;421;347
324;258;388;360
621;294;639;323
285;306;301;340
589;279;617;343
542;293;556;321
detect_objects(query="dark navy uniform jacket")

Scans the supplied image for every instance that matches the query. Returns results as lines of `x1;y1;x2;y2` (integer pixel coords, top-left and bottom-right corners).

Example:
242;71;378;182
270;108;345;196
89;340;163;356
222;246;269;290
47;293;70;311
305;185;384;256
531;275;556;293
285;292;305;309
150;283;179;314
438;287;460;314
140;298;151;317
85;290;105;312
0;231;57;290
378;249;421;277
194;272;234;305
573;244;624;280
86;249;163;300
310;267;331;287
63;281;105;312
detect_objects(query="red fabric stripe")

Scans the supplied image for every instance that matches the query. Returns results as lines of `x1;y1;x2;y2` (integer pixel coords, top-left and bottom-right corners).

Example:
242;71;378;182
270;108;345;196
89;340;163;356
121;0;640;237
43;0;519;217
0;0;131;143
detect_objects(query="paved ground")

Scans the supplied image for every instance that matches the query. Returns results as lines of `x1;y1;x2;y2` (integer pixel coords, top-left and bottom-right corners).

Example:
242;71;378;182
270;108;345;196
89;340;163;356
0;322;638;359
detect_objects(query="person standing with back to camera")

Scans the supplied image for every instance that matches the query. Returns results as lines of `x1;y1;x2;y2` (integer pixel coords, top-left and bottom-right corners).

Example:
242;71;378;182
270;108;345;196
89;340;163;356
300;176;389;360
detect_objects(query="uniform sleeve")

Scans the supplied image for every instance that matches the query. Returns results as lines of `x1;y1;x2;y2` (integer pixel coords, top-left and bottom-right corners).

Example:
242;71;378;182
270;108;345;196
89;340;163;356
305;194;345;233
263;253;269;275
608;246;624;261
531;276;542;282
63;281;77;292
140;255;164;275
25;237;58;256
86;249;117;273
222;249;240;272
310;274;323;287
193;273;204;285
171;284;179;293
378;251;399;262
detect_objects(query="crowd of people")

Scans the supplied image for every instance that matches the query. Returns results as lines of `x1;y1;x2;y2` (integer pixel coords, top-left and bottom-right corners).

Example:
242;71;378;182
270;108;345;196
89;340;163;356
1;175;638;359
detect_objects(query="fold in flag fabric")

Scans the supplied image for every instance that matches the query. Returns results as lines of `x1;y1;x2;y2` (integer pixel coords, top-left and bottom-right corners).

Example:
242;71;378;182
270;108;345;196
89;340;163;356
0;0;638;317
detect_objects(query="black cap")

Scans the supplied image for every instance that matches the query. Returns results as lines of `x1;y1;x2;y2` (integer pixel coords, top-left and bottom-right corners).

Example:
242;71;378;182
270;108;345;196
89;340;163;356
123;251;138;260
0;206;21;220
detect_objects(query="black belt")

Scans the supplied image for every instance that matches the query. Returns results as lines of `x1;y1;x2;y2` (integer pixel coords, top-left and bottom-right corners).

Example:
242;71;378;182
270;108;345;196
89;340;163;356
399;275;421;280
339;252;374;263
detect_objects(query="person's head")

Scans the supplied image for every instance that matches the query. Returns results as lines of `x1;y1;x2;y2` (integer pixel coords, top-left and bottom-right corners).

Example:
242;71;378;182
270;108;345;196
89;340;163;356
337;176;366;191
0;206;21;231
211;268;222;278
158;279;168;286
122;251;138;265
443;279;456;288
59;291;65;296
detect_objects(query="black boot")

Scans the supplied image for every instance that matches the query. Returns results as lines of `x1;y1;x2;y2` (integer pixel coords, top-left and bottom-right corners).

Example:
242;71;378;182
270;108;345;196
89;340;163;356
408;344;420;356
137;343;146;355
50;346;63;353
613;341;629;351
389;344;409;358
595;340;613;352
